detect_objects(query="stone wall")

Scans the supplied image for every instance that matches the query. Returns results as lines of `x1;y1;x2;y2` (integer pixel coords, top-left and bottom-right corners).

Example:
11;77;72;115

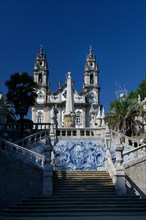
0;154;43;210
124;155;146;198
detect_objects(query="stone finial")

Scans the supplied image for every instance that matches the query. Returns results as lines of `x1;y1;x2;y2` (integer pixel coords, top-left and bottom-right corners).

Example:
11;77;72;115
89;45;93;56
101;107;106;127
96;107;101;127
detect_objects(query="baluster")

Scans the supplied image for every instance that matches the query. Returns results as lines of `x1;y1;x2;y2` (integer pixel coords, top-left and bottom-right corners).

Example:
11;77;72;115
35;156;39;166
71;130;73;136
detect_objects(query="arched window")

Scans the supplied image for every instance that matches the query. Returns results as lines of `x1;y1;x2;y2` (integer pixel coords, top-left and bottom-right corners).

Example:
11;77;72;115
90;74;94;84
38;73;42;83
37;111;43;124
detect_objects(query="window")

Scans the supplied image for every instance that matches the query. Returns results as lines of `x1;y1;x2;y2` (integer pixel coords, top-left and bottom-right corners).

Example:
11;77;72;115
39;73;42;82
37;117;42;123
90;74;94;84
76;116;81;124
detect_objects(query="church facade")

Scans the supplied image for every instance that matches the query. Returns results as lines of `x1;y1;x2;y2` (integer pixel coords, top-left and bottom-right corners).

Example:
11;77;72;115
32;47;105;128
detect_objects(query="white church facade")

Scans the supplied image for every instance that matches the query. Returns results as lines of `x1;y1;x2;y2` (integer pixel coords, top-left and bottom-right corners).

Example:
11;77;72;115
32;47;105;128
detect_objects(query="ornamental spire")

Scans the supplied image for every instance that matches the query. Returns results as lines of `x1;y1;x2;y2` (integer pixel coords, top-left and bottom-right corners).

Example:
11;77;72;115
89;45;93;57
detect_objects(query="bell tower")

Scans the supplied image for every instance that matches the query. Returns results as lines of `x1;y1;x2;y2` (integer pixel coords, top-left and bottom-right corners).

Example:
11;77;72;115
32;47;50;125
34;47;49;90
33;47;49;104
83;46;100;105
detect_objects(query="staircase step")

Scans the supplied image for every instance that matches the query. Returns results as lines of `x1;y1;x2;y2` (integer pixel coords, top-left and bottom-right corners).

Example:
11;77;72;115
2;170;146;218
3;207;146;215
12;203;146;209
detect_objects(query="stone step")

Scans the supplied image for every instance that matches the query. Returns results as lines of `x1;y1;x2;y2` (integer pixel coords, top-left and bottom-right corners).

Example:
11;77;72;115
2;170;146;219
54;175;112;179
3;207;146;215
24;195;144;202
13;202;146;208
53;192;116;196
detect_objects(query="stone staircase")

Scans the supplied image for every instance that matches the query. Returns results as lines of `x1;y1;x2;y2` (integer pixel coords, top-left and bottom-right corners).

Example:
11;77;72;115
1;171;146;220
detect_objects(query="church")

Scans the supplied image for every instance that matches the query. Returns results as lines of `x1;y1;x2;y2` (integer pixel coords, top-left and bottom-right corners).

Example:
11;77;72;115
32;47;105;128
1;47;146;219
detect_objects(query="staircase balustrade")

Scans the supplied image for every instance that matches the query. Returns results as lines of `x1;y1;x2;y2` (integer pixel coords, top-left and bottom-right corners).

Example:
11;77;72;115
123;143;146;164
14;130;49;149
105;151;116;184
111;130;143;148
33;123;50;130
0;139;45;168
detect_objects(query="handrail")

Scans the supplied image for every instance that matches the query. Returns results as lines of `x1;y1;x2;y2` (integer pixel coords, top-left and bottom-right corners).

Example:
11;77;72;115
111;130;143;148
14;130;49;149
105;150;116;184
123;143;146;164
0;139;45;168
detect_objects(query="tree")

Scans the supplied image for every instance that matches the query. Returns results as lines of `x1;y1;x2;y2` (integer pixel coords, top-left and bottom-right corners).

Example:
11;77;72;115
136;76;146;101
128;77;146;101
107;96;144;136
5;72;37;136
0;95;16;123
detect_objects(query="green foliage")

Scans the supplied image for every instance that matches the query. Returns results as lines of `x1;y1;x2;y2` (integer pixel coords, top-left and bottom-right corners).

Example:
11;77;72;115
108;77;146;136
137;76;146;101
128;77;146;101
107;96;143;136
0;95;16;123
5;72;38;119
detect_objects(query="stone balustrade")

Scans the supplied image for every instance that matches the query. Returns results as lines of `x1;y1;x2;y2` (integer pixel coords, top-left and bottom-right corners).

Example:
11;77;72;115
15;130;49;149
57;127;106;138
0;123;50;131
105;153;116;184
123;143;146;164
111;130;143;148
33;123;50;130
0;139;45;168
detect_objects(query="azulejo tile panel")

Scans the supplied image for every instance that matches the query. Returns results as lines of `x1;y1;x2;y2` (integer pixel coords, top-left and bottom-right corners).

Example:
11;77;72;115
54;140;106;171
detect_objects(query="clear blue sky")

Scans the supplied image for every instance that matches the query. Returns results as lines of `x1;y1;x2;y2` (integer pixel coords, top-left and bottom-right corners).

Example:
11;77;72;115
0;0;146;115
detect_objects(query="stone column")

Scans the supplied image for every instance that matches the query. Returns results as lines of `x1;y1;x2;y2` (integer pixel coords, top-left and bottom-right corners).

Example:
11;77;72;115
82;108;86;127
44;107;49;128
115;132;126;195
58;107;62;128
42;136;53;196
32;107;36;123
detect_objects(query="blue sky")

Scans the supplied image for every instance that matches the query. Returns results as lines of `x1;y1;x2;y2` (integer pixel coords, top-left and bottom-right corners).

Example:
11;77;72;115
0;0;146;115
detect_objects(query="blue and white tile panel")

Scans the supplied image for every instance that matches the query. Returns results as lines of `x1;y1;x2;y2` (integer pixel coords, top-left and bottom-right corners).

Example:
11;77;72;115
54;140;106;171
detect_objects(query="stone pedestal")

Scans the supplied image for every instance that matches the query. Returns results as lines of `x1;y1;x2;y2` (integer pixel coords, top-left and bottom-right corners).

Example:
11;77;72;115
42;136;53;196
43;164;53;196
115;132;126;195
115;166;126;195
64;114;75;128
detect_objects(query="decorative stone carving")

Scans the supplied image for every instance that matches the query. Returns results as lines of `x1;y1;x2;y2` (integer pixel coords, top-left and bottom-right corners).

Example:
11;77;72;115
64;114;75;128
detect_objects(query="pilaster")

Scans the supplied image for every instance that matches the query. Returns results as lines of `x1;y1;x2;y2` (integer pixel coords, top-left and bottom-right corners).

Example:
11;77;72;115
32;107;36;123
82;108;86;127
